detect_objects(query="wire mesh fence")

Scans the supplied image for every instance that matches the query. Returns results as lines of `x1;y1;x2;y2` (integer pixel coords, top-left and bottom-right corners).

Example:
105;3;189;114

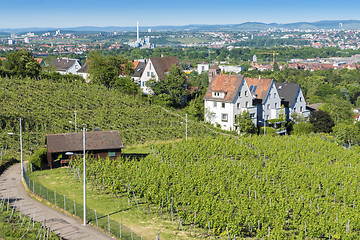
23;169;141;239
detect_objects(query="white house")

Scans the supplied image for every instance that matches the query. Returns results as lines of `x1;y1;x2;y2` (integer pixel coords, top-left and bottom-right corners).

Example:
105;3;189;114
203;73;304;131
76;60;90;82
51;57;81;75
197;63;209;74
219;65;243;73
139;56;182;94
274;82;310;120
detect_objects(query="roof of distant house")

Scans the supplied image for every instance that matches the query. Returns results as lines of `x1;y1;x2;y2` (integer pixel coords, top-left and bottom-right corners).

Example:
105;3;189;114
131;61;146;78
34;58;44;65
51;57;80;72
245;77;273;102
150;56;182;80
275;82;301;107
307;103;323;112
46;130;124;153
77;60;89;73
203;74;243;103
209;65;220;70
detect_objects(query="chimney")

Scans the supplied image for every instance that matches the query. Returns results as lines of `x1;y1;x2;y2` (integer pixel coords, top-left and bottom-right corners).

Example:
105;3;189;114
67;57;69;62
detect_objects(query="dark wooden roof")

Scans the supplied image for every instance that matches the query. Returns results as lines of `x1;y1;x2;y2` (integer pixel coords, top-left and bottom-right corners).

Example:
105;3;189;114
46;130;124;153
150;56;182;80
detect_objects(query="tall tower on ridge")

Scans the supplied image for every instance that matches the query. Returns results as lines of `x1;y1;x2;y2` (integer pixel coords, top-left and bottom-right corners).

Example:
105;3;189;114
137;21;139;43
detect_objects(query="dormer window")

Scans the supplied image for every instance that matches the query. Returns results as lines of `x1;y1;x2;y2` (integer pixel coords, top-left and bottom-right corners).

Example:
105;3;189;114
212;91;226;98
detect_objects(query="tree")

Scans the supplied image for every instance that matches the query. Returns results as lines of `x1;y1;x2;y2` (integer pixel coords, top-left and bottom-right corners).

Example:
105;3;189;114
147;65;187;107
88;51;134;89
235;111;256;134
333;123;359;148
309;110;335;133
273;61;279;71
292;122;314;135
320;95;353;124
2;49;41;78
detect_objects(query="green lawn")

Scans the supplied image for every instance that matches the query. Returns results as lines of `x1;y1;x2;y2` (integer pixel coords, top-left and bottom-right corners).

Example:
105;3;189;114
29;168;193;240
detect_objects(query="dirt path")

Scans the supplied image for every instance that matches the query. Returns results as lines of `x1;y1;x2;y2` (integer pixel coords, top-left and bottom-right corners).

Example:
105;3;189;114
0;163;114;240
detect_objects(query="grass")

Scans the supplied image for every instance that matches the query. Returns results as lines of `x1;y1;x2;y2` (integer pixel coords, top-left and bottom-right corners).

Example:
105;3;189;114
29;168;195;240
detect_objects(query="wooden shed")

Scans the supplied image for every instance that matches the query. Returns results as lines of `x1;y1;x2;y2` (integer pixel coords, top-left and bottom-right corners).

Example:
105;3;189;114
46;130;124;168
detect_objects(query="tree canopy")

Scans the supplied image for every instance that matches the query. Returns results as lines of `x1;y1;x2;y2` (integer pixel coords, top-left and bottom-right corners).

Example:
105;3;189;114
309;110;335;133
147;65;187;107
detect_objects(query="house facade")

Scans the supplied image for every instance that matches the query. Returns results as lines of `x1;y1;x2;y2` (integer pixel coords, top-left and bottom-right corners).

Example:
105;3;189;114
275;82;310;120
139;56;182;94
51;57;81;75
204;73;306;131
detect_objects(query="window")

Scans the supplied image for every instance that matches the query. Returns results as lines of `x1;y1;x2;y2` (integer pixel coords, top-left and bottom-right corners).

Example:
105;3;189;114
149;63;151;70
142;81;145;87
269;94;271;99
267;104;270;110
266;115;269;120
147;72;150;77
274;93;276;98
245;101;249;108
237;103;240;109
250;113;255;118
213;102;217;107
238;91;241;97
221;114;228;122
275;103;277;109
300;97;302;102
294;108;296;112
222;103;225;108
245;91;248;96
211;113;216;118
300;106;303;112
151;72;155;77
108;151;116;157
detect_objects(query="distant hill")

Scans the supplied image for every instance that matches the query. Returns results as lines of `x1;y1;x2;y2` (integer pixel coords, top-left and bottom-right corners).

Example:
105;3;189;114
1;20;360;33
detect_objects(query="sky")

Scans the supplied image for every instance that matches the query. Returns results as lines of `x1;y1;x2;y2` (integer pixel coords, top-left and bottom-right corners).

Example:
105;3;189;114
1;0;360;29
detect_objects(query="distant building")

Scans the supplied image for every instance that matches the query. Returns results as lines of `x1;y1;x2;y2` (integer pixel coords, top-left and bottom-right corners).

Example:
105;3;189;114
130;60;146;84
219;65;243;73
76;59;90;82
51;57;81;75
197;63;209;74
139;56;182;94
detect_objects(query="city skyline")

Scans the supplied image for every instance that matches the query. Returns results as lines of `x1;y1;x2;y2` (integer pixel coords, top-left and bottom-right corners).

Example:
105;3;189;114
1;0;360;29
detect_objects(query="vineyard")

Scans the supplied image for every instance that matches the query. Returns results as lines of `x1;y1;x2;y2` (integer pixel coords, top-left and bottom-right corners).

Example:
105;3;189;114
70;135;360;239
0;77;215;153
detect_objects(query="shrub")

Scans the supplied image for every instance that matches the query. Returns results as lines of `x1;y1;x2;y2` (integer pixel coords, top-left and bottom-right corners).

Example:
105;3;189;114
29;148;47;171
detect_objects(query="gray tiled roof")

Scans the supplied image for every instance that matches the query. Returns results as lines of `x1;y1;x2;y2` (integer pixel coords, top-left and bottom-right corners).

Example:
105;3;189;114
275;82;301;107
51;57;79;72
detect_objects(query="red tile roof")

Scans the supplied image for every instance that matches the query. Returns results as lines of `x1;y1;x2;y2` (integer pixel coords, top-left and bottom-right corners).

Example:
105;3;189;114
245;77;273;101
203;74;243;103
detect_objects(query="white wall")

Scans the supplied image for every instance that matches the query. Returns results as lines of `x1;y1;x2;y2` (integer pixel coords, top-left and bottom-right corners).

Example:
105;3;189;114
139;59;158;94
262;82;282;122
197;64;209;74
290;88;310;118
